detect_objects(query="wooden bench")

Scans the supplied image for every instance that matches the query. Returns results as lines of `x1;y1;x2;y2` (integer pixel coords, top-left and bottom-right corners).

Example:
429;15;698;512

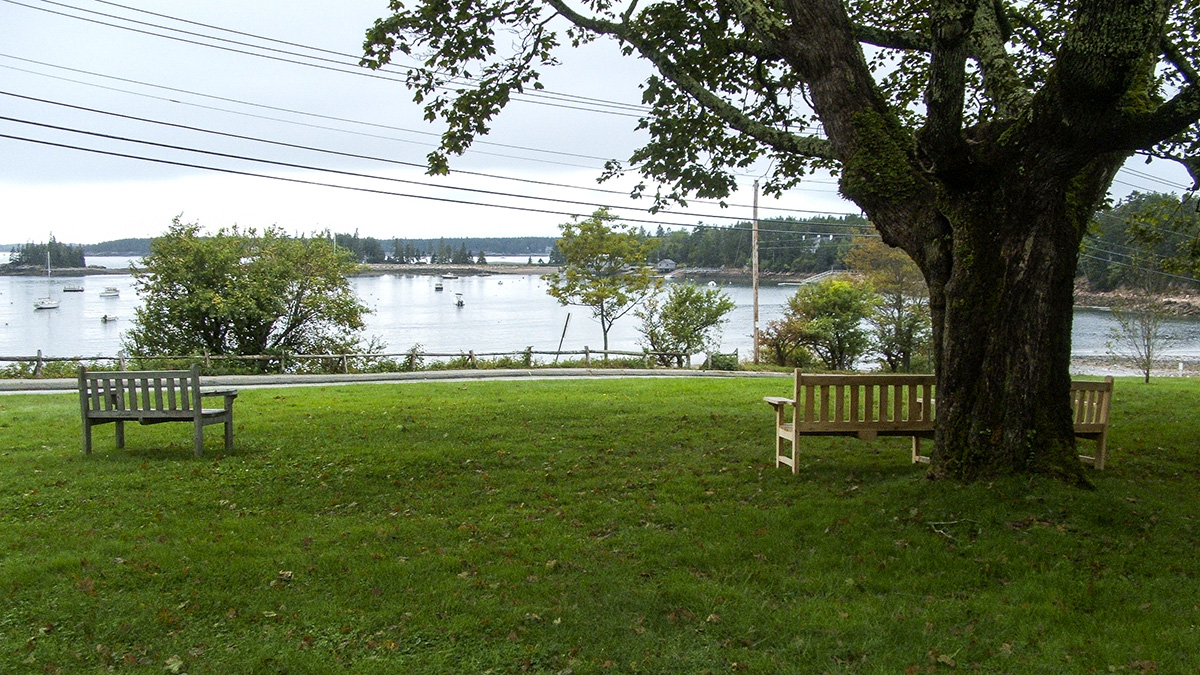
79;365;238;457
765;371;1114;472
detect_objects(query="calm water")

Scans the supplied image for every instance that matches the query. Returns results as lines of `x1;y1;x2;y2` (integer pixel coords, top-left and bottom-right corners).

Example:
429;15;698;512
4;257;1200;360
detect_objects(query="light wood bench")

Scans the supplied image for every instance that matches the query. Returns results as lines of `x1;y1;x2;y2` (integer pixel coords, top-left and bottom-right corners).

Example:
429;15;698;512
79;365;238;457
765;371;1114;472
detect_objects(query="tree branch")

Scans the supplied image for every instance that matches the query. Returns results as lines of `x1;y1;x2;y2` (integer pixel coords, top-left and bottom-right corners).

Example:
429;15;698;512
968;0;1032;117
545;0;836;161
853;24;930;52
916;1;976;178
1164;36;1200;87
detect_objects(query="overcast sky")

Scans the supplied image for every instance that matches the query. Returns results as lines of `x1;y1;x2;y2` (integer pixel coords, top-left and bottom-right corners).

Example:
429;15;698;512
0;0;1193;246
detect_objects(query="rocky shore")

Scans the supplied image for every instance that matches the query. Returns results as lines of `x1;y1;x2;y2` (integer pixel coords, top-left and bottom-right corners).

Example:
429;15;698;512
1071;354;1200;377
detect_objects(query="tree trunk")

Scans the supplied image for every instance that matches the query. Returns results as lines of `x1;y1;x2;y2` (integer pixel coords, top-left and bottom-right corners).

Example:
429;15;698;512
918;159;1122;483
929;219;1083;482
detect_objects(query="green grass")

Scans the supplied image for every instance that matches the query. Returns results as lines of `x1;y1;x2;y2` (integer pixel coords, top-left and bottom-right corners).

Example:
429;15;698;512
1;377;1197;673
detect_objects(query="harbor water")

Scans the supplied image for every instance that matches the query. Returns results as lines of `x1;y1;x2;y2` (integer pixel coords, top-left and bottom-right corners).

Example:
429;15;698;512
4;257;1200;363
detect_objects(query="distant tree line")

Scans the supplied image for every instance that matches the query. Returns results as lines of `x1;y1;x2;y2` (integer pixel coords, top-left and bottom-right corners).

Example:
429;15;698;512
83;238;153;256
76;235;560;265
647;215;869;274
6;238;85;269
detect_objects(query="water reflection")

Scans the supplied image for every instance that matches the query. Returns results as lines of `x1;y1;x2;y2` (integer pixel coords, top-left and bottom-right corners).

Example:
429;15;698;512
3;269;1200;362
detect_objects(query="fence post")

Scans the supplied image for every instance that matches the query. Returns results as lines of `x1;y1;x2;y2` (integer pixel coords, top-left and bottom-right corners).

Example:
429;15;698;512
34;349;43;377
280;352;288;373
469;350;477;368
341;354;348;374
118;350;127;370
584;346;590;367
524;346;533;368
204;348;211;368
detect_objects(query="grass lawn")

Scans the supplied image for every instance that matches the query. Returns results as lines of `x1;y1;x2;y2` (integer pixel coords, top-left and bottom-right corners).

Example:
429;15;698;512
1;376;1197;673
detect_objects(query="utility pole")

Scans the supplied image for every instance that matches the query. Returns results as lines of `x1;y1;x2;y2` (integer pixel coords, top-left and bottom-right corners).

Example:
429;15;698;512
752;180;760;364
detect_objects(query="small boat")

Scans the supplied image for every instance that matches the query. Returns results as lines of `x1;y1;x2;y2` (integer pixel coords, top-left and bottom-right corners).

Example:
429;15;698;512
441;273;459;279
34;250;59;310
454;292;465;307
434;282;444;291
99;287;120;297
63;283;84;292
101;314;119;323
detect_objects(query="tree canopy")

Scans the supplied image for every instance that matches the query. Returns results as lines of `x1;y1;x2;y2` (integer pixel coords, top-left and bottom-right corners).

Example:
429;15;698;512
8;237;85;269
126;219;371;366
542;209;660;353
364;1;1200;482
636;282;736;366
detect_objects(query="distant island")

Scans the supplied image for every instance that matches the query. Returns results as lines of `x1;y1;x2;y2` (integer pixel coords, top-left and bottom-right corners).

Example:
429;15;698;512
2;235;557;260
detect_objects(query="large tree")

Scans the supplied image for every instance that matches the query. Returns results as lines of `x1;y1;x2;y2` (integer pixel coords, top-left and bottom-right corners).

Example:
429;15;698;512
363;1;1200;481
126;219;371;367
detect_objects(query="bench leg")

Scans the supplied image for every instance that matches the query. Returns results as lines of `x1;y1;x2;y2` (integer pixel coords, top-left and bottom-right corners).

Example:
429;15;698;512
194;418;204;457
114;420;124;449
1094;432;1107;471
224;414;234;451
775;429;785;470
82;419;93;455
790;430;799;474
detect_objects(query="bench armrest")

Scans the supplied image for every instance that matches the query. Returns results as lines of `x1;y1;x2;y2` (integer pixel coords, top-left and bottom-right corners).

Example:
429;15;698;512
763;396;793;408
202;388;239;399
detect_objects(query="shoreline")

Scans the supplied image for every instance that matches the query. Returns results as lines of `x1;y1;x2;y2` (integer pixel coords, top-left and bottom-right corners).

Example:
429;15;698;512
9;261;1200;317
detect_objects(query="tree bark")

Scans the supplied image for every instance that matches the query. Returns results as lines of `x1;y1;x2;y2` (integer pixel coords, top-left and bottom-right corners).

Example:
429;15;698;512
929;198;1084;481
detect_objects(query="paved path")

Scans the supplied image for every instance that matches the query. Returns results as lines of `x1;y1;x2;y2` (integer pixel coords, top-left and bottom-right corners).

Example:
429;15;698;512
0;368;788;395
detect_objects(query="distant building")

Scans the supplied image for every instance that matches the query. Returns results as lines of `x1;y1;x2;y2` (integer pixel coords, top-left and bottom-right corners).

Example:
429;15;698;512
656;258;677;273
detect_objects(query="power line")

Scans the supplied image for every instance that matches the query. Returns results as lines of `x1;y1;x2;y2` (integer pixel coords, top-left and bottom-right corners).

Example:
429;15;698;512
0;129;861;236
1079;252;1200;285
80;0;651;115
0;89;855;218
2;50;853;208
1119;166;1191;192
0;113;736;222
5;0;838;175
8;0;648;119
0;53;616;166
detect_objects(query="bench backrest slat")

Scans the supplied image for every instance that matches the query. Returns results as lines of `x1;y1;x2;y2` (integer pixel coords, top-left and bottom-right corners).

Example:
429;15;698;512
80;367;202;414
792;373;936;430
787;371;1110;430
1070;376;1113;427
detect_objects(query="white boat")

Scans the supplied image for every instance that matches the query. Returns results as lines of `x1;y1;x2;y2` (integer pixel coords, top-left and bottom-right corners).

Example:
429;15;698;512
34;250;59;310
101;314;119;323
454;292;465;307
99;287;120;297
441;273;459;279
434;282;444;291
63;283;84;293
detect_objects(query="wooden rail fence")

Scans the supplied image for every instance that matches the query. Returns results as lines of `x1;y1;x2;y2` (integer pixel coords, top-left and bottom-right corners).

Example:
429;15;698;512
2;347;737;376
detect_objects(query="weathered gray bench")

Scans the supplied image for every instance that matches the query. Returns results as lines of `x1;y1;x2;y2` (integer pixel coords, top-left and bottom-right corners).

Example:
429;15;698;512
765;371;1114;472
79;365;238;457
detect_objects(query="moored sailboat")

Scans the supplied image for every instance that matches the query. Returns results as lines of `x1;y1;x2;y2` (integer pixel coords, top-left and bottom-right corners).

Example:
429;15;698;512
34;251;59;310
